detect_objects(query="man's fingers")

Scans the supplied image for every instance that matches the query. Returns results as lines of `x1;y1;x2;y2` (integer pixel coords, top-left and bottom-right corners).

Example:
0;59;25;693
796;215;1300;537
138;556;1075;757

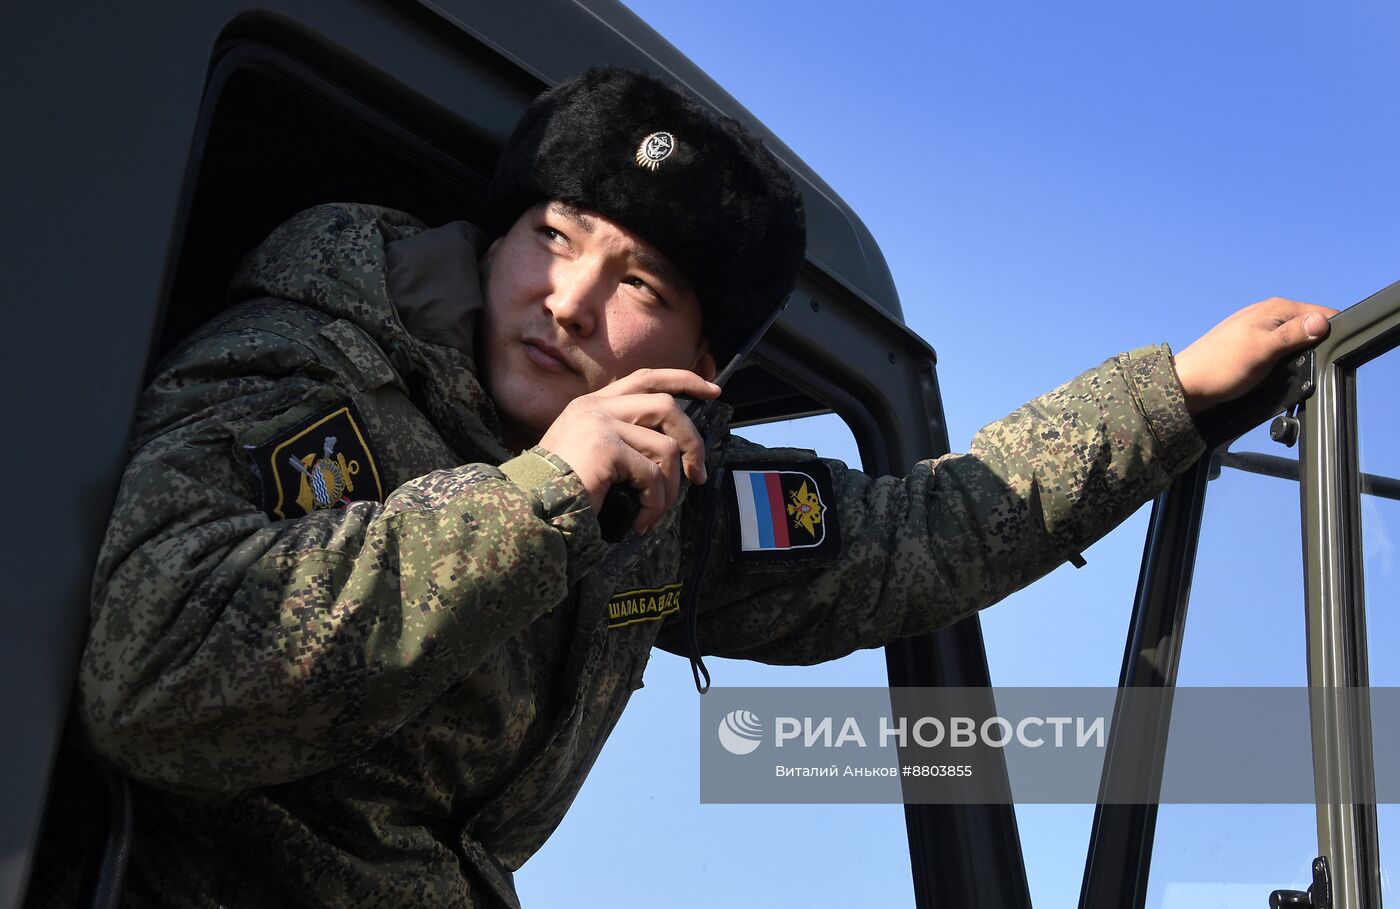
573;392;709;485
539;369;721;535
1270;306;1336;355
608;440;669;534
1174;298;1343;415
653;404;709;486
593;367;721;400
610;421;683;522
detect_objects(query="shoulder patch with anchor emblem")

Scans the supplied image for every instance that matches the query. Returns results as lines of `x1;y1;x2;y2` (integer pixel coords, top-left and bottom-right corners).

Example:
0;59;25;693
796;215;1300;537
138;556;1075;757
246;402;384;521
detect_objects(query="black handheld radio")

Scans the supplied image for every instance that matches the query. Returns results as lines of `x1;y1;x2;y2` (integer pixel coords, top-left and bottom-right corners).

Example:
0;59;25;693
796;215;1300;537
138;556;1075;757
595;299;789;543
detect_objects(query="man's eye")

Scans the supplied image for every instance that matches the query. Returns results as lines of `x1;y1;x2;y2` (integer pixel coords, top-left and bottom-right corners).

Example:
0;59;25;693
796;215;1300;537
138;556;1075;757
624;277;664;303
539;226;567;245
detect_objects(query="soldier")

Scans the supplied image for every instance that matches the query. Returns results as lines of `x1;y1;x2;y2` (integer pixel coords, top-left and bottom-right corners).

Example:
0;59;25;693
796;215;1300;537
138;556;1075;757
68;67;1335;907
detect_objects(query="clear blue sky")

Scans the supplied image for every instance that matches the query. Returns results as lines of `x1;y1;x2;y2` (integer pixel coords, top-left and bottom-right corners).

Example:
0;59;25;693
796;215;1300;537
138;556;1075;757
517;2;1400;906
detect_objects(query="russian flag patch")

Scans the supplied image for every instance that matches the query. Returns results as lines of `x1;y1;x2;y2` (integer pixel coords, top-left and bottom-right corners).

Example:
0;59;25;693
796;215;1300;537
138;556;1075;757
724;462;840;562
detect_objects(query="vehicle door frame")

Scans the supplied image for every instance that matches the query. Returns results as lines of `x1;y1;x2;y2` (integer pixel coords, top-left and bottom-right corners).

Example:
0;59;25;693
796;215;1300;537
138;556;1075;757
2;3;1034;906
1076;281;1400;909
1298;282;1400;909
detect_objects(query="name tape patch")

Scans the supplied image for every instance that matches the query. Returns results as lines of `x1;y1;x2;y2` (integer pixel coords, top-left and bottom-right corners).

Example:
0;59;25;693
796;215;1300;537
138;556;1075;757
724;462;840;563
247;402;384;521
607;582;683;629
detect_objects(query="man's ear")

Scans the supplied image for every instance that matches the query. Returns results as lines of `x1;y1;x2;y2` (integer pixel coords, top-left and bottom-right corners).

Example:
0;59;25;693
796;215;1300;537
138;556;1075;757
692;346;717;382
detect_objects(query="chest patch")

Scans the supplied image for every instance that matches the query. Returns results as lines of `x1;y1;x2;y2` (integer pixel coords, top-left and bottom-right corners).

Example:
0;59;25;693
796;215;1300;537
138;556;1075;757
607;582;683;629
247;402;384;521
724;462;841;563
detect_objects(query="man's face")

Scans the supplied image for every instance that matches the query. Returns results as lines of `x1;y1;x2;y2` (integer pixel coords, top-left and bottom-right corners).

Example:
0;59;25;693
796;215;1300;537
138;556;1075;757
480;202;715;447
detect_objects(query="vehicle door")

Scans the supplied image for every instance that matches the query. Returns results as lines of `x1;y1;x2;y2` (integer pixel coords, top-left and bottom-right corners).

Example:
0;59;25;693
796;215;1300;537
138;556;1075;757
1078;281;1400;908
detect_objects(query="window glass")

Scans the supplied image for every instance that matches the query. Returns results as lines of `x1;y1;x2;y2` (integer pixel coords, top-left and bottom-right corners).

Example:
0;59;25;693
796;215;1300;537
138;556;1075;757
1354;348;1400;902
979;470;1155;902
518;413;916;908
1143;422;1315;906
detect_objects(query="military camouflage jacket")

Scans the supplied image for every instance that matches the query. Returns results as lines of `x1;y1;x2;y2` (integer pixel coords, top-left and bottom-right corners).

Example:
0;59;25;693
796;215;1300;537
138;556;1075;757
77;204;1203;908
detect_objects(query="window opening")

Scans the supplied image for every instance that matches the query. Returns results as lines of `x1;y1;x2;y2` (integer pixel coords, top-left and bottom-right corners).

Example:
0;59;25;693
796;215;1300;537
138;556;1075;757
1142;420;1316;907
517;412;917;908
980;466;1154;902
1352;349;1400;901
161;50;488;364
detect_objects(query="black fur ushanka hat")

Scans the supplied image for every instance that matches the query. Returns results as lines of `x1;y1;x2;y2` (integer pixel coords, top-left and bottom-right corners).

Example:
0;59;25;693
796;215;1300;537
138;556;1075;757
485;66;807;365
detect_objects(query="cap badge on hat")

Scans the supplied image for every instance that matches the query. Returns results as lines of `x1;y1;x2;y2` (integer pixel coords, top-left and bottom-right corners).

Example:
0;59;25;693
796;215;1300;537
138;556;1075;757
634;131;675;171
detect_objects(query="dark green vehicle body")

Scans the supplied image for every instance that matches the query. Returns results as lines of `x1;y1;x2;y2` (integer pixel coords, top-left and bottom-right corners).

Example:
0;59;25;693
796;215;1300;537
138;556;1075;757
3;2;1394;907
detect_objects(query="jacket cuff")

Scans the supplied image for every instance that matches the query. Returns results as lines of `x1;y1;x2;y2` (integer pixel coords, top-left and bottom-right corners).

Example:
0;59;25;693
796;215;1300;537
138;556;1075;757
498;448;606;579
1119;344;1206;476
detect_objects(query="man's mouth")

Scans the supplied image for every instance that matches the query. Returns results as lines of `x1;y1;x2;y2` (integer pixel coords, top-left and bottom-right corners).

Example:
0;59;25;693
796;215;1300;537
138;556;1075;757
521;339;576;375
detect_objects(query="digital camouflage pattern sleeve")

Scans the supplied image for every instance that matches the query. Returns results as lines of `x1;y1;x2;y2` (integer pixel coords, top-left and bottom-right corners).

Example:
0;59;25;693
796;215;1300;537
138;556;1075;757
660;344;1204;663
79;208;608;796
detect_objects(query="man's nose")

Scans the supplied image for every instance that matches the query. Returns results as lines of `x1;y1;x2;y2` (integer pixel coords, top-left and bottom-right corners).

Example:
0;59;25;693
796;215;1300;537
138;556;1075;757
545;262;609;336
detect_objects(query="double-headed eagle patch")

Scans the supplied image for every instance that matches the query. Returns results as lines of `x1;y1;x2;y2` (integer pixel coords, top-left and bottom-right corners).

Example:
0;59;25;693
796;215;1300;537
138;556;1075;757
724;462;841;563
247;403;384;521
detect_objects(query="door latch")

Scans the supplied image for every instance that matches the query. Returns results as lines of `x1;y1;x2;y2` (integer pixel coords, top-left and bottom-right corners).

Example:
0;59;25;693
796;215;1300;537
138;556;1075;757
1269;855;1331;908
1268;350;1316;449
